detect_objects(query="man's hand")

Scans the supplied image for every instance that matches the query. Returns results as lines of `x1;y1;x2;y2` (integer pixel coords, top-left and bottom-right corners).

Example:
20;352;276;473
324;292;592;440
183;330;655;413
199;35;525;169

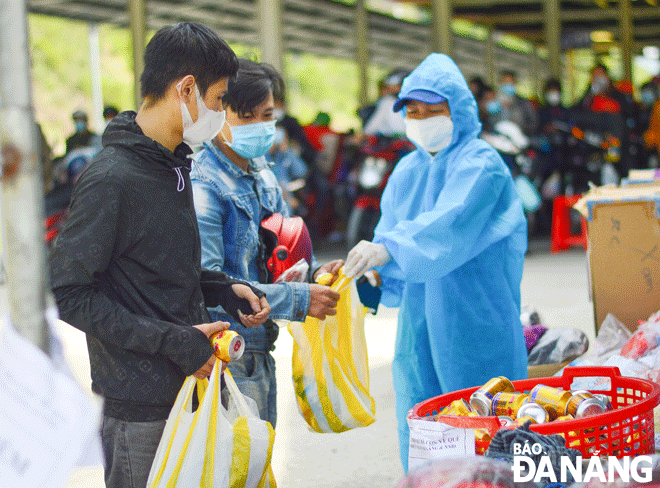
344;240;391;279
308;284;340;320
231;283;270;328
313;259;345;285
192;321;230;378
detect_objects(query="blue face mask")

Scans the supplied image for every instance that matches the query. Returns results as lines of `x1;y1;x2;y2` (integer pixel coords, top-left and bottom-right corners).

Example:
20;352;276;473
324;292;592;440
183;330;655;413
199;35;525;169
229;120;277;160
642;90;656;106
486;100;502;115
500;84;516;97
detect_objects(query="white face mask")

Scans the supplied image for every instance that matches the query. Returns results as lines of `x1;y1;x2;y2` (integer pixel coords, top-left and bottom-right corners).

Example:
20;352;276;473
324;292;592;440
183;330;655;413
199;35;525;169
546;91;561;106
404;115;453;154
178;82;226;147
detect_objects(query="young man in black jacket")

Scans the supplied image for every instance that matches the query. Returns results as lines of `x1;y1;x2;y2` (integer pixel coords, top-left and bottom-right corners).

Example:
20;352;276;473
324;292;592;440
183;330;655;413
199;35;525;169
50;23;270;488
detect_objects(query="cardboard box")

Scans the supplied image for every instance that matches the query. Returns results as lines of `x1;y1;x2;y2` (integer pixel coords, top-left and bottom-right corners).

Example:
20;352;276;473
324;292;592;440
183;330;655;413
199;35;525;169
575;186;660;334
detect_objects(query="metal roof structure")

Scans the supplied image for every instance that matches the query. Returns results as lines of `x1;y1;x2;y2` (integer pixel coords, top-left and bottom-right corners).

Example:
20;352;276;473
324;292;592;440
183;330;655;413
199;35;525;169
26;0;660;101
27;0;660;57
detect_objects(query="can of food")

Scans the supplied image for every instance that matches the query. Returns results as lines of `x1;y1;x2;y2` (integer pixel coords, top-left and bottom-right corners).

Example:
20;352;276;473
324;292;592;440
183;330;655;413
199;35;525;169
438;398;473;416
498;416;514;427
474;429;492;454
593;393;613;411
210;330;245;362
529;384;572;420
491;392;530;419
567;394;605;418
555;414;575;422
516;402;549;424
469;376;515;416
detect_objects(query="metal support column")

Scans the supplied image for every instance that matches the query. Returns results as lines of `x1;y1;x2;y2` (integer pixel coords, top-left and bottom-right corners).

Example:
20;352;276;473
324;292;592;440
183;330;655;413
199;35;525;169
89;24;104;133
543;0;562;80
259;0;284;74
619;0;634;82
430;0;452;56
0;0;49;353
356;0;370;107
129;0;146;110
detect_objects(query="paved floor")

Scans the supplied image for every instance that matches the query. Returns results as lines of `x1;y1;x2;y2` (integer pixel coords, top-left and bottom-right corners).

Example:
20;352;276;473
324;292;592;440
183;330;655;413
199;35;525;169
56;239;594;488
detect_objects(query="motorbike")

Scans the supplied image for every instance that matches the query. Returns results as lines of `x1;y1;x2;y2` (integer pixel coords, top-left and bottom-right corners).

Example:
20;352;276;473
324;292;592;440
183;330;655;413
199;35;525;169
345;135;413;249
44;145;98;245
551;116;622;194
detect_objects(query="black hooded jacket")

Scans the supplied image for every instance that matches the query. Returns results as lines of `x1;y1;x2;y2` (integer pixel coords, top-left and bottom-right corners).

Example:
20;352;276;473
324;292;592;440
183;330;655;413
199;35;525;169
50;111;248;421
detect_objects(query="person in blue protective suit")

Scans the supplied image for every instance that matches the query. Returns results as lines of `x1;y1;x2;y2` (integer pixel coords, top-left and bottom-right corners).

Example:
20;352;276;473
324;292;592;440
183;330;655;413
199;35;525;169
344;53;528;472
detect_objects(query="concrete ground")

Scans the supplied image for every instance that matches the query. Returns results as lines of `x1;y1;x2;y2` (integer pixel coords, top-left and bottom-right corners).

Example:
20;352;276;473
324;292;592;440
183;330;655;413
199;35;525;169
57;239;595;488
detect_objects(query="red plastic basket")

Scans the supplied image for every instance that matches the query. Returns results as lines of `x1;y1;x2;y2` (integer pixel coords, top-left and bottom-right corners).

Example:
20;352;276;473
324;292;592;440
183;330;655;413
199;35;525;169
409;367;660;458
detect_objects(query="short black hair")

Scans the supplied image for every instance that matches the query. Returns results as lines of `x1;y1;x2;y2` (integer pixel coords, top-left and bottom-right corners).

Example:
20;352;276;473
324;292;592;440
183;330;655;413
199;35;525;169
224;59;273;117
260;63;286;103
500;70;517;80
544;78;561;93
140;22;238;100
103;105;119;118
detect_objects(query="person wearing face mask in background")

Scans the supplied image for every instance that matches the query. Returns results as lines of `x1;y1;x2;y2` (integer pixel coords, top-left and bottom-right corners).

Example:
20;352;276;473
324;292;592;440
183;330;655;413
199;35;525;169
191;59;344;427
267;124;309;216
536;78;570;192
478;85;498;133
492;70;538;137
574;63;639;174
50;24;271;488
343;53;528;472
65;109;101;153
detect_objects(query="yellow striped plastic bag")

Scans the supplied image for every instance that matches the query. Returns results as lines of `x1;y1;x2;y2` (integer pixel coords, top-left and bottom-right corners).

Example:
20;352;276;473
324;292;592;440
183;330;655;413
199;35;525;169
287;271;376;433
147;362;276;488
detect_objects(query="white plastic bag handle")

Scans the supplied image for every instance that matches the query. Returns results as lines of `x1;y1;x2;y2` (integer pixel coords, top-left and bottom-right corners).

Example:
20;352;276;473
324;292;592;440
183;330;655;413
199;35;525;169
223;370;253;417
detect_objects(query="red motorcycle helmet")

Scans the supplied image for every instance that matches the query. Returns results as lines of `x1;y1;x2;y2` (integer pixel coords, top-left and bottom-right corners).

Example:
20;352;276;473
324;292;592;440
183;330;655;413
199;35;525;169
260;213;313;282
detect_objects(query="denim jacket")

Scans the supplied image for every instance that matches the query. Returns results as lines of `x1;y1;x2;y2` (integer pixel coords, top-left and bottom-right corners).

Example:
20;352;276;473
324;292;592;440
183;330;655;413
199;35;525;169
191;142;315;352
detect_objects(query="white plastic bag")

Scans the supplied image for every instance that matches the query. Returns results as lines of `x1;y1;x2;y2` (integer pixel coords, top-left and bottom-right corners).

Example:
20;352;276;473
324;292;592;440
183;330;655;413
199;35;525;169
147;363;276;488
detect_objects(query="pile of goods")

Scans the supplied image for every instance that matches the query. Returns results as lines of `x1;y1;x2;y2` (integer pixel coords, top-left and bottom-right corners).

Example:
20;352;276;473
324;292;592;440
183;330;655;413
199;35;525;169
432;376;614;454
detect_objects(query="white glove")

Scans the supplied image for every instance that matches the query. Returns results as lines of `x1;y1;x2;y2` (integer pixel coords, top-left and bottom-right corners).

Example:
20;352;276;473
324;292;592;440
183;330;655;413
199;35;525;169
344;241;391;279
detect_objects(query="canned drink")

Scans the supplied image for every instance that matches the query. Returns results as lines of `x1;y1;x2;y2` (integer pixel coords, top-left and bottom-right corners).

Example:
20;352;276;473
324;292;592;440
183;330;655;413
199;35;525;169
474;429;492;454
516;402;549;424
469;376;515;416
513;415;538;427
567;394;605;418
593;393;613;411
210;330;245;362
530;384;572;420
438;398;473;416
491;392;530;419
498;416;514;427
555;414;575;422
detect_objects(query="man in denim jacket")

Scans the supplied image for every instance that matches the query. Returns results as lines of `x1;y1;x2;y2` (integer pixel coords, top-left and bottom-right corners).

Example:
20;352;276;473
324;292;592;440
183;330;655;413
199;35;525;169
191;59;343;426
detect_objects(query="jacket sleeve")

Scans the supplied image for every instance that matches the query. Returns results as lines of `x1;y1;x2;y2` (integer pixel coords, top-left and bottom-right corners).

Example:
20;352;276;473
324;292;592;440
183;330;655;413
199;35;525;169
374;148;518;284
50;169;212;377
193;181;311;322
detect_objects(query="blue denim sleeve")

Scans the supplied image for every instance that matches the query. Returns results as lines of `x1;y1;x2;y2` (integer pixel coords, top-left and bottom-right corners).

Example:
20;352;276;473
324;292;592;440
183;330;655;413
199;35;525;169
194;180;311;321
192;180;227;271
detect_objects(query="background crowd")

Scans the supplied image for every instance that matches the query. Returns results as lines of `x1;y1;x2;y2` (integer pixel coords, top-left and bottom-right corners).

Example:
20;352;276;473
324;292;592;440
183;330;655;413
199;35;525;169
44;61;660;247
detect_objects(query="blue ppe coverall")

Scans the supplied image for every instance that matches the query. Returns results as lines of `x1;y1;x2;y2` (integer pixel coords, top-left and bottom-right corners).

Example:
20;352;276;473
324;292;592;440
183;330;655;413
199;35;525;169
372;53;528;471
